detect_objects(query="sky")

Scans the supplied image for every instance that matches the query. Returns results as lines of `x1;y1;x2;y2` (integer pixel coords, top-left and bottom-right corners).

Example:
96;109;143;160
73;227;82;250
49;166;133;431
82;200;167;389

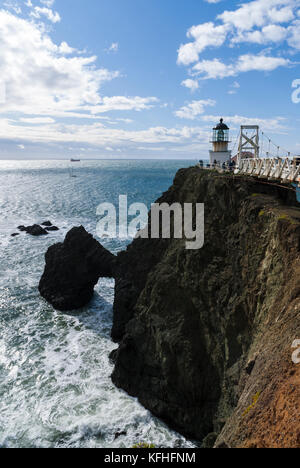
1;0;300;159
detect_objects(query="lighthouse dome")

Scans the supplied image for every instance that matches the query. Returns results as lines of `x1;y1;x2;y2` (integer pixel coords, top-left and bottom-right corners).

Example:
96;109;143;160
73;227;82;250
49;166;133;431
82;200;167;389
214;118;229;131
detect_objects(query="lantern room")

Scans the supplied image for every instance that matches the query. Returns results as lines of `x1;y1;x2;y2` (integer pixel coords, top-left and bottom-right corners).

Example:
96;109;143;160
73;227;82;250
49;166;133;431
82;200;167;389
209;118;232;165
212;118;230;152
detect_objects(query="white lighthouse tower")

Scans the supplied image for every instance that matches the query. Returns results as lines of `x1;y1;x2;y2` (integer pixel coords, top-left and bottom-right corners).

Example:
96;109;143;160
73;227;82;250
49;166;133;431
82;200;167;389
209;118;232;165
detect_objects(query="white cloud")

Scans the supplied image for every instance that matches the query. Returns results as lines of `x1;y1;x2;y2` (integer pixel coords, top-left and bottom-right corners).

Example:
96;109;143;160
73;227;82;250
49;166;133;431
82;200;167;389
232;24;288;44
236;54;290;72
0;118;211;147
0;10;159;121
0;10;119;117
268;5;295;23
287;19;300;48
89;96;159;114
175;99;216;119
192;54;292;79
0;8;169;156
117;118;134;124
201;114;287;131
218;0;295;32
228;81;240;94
58;41;75;55
30;6;61;23
177;22;228;65
193;58;235;79
177;2;297;67
177;0;300;82
181;79;199;92
4;1;22;14
20;117;56;124
40;0;55;7
107;42;119;53
137;146;165;151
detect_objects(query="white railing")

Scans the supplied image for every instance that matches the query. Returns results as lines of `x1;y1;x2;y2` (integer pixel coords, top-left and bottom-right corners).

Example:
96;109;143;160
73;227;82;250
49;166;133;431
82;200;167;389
234;158;300;186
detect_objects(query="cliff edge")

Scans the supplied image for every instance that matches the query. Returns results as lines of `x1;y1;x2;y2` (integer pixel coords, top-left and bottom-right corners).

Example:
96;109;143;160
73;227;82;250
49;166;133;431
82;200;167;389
111;168;300;447
39;168;300;447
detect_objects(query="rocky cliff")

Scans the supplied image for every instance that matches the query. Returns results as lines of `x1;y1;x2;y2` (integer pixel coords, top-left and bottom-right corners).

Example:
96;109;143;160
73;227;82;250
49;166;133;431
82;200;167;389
40;168;300;448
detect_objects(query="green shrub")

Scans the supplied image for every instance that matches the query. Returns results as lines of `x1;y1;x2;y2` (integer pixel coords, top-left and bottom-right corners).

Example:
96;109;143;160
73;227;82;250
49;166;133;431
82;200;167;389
132;443;156;448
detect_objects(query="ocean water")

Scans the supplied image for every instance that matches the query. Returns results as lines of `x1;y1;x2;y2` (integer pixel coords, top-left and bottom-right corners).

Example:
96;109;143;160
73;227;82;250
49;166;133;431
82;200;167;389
0;159;197;449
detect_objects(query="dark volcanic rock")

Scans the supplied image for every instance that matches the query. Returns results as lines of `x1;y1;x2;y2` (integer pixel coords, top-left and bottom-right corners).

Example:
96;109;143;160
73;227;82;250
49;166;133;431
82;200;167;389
114;431;127;440
18;223;58;235
112;237;168;342
39;226;117;311
25;224;48;236
111;168;300;445
39;168;300;447
18;224;48;236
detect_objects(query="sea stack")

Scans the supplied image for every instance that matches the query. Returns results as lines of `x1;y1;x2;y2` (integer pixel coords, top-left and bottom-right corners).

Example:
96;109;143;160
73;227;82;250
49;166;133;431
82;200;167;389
39;226;117;311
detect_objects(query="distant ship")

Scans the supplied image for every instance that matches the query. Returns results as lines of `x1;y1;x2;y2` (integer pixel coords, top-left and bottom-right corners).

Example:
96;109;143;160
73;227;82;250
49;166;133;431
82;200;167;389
70;158;80;162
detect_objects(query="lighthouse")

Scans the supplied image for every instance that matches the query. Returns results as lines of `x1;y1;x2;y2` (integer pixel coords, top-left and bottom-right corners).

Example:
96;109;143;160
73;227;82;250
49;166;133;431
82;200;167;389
209;118;232;166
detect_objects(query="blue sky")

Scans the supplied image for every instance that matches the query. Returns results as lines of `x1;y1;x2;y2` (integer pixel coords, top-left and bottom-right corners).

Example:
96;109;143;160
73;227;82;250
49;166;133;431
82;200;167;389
0;0;300;159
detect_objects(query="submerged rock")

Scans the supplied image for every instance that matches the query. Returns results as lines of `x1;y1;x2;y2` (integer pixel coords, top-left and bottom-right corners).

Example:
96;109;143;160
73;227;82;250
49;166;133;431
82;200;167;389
25;225;49;236
45;226;59;232
114;431;127;440
39;226;117;311
16;222;60;236
17;224;48;236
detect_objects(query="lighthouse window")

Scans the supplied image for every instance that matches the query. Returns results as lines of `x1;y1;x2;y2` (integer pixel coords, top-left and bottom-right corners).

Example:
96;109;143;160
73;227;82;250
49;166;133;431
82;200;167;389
217;129;224;142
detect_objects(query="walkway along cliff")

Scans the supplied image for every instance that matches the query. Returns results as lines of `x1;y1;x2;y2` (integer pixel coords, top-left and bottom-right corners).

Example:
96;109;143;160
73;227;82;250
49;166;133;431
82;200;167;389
39;168;300;448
